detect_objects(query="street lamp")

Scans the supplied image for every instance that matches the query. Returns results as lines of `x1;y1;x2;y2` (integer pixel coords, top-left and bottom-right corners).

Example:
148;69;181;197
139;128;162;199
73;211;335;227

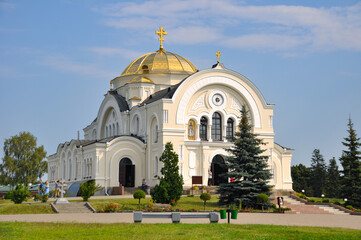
344;198;347;203
321;194;325;199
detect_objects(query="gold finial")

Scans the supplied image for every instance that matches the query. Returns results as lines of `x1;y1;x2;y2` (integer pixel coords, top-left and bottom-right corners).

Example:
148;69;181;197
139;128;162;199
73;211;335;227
156;27;167;50
216;51;221;63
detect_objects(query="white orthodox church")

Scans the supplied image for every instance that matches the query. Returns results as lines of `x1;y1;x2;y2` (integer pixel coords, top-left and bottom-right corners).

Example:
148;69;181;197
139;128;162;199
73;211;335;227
47;27;293;194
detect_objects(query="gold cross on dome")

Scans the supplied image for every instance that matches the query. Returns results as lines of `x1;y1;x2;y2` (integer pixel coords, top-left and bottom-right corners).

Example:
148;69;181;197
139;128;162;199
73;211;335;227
156;27;167;50
216;51;221;63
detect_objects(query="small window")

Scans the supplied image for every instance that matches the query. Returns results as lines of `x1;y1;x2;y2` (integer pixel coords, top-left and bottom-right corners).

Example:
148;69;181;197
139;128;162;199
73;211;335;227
212;112;222;141
200;117;208;140
226;118;234;139
154;125;158;143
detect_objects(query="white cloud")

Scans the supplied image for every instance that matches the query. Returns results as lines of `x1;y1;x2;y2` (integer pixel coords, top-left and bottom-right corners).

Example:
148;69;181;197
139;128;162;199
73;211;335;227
89;47;144;60
40;55;116;79
94;1;361;52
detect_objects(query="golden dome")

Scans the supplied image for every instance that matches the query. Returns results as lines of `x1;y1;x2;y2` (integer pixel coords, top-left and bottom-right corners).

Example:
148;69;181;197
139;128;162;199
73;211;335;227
128;76;154;84
121;50;198;76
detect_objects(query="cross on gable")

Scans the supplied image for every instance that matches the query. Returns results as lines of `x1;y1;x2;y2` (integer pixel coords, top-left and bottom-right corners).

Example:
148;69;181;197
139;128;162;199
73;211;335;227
156;27;167;50
216;51;221;63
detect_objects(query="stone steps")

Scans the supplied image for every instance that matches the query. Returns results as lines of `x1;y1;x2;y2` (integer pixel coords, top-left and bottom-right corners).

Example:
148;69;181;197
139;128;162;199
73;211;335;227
282;196;349;215
53;202;94;213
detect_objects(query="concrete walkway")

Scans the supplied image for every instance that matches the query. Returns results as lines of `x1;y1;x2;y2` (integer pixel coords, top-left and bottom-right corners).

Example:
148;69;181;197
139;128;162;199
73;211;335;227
1;212;360;230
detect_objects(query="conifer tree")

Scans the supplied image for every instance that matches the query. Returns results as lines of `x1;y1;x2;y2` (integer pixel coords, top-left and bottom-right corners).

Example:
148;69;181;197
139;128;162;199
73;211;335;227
291;164;313;196
339;118;361;208
151;142;184;204
325;157;341;198
310;149;327;197
218;106;272;208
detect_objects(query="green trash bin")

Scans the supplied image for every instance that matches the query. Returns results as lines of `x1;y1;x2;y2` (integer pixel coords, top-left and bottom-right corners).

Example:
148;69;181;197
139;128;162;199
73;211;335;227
231;210;238;219
220;210;227;219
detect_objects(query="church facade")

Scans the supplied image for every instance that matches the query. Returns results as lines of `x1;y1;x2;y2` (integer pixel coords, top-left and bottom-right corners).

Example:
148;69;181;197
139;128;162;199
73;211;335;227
47;28;293;193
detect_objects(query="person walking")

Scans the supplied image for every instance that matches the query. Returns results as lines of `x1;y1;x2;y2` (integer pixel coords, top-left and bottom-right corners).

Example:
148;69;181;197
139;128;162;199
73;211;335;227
208;169;213;186
55;180;60;198
45;181;50;195
39;180;44;196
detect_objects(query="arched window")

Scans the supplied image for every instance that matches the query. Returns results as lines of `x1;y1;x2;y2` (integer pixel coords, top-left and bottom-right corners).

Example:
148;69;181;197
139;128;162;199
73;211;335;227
154;125;158;143
226;118;234;139
212;112;222;141
109;125;112;137
105;126;108;138
117;122;119;135
135;116;139;135
200;117;208;140
153;157;158;177
68;159;72;180
113;123;115;136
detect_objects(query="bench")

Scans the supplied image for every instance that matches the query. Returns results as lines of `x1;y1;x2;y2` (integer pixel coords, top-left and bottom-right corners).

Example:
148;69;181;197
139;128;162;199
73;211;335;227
133;211;219;223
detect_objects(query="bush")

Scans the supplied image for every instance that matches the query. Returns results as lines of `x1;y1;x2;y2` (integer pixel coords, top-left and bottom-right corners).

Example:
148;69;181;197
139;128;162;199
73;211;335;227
322;199;330;203
40;194;49;203
200;193;211;210
333;201;341;205
346;205;353;210
4;191;13;200
187;194;194;197
98;203;120;213
79;181;103;201
307;199;315;202
133;190;146;210
257;193;269;211
11;185;31;204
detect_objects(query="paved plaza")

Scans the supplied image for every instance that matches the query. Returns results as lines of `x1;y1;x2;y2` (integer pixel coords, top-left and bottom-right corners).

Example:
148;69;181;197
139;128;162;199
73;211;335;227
1;212;361;230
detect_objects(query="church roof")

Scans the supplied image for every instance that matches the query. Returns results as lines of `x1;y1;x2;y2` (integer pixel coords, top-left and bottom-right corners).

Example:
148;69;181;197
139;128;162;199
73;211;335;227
140;81;182;105
120;49;198;76
109;91;129;112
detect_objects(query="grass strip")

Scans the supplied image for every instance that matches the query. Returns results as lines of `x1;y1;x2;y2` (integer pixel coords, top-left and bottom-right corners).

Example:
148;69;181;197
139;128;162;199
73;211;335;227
0;204;54;214
0;222;360;240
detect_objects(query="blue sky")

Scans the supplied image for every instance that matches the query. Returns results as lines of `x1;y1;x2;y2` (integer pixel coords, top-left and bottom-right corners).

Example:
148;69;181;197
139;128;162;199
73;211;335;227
1;0;361;170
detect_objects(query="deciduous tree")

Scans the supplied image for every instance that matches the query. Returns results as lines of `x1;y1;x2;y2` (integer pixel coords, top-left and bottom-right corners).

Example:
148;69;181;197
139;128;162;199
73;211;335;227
0;132;47;188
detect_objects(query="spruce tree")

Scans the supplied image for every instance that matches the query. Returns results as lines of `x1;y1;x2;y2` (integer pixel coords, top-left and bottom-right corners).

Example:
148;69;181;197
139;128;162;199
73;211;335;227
151;142;184;204
310;149;327;197
218;106;272;208
325;157;341;198
339;118;361;208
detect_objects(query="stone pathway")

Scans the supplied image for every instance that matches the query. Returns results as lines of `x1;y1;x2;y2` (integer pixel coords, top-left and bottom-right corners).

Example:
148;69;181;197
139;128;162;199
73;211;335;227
1;212;360;230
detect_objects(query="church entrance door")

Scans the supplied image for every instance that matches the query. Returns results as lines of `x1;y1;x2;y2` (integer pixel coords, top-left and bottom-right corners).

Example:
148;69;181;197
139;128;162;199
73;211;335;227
211;155;228;186
119;158;135;187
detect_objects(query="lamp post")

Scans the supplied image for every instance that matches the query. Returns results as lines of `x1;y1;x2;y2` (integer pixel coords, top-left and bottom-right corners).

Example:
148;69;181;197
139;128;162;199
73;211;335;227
344;198;347;204
302;189;305;196
321;194;325;200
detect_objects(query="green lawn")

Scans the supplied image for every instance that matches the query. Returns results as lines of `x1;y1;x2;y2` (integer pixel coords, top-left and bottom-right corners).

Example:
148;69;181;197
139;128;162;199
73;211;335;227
89;196;223;211
0;203;54;214
0;222;360;240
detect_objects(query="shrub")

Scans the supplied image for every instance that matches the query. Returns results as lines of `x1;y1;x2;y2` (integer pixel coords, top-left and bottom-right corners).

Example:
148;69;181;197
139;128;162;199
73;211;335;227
200;193;211;210
346;205;353;210
307;199;315;202
4;191;13;200
187;194;194;197
98;203;120;212
40;194;48;203
333;201;341;205
257;193;269;211
11;185;31;204
170;199;179;207
133;190;146;210
79;181;103;201
322;199;330;203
